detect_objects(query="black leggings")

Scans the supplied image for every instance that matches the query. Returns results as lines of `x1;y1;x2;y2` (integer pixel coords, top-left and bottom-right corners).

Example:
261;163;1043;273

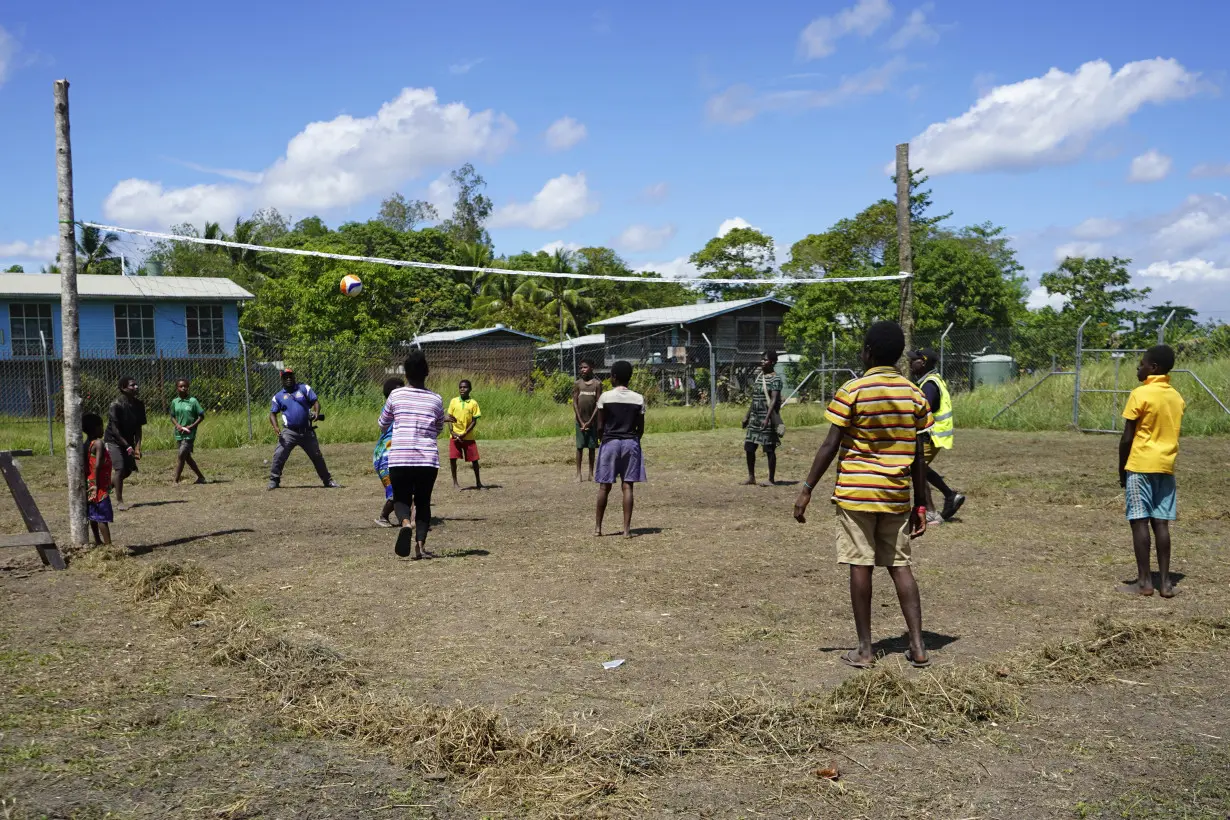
389;466;437;543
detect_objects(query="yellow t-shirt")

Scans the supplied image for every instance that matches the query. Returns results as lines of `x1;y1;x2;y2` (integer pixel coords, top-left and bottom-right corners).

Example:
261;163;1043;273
447;397;481;440
1122;375;1184;474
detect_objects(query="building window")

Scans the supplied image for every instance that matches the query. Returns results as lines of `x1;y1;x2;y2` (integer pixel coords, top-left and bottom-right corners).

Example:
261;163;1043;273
114;304;155;356
764;320;782;351
737;319;761;350
9;303;53;357
186;305;224;355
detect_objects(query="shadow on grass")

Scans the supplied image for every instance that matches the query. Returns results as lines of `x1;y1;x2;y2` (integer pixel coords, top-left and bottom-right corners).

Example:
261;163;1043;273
127;500;188;509
1119;571;1187;591
459;484;503;491
432;547;490;559
817;630;960;657
128;528;256;555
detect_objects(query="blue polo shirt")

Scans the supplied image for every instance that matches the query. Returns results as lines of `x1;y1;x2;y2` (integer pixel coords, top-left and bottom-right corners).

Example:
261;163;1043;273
271;383;317;431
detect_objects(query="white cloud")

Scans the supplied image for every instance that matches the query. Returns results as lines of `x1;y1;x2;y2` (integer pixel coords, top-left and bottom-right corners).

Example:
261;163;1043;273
489;172;599;231
640;182;670;203
638;257;700;280
425;173;455;214
707;58;905;124
103;87;517;229
0;26;16;86
449;58;484;75
538;240;582;254
167;158;264;184
887;5;939;50
717;217;754;237
1150;193;1230;256
1128;149;1172;183
1053;241;1104;263
1026;285;1067;310
544;117;587;152
798;0;893;60
1190;162;1230;179
614;223;676;252
0;235;58;260
1138;258;1230;282
1071;217;1123;240
901;59;1199;175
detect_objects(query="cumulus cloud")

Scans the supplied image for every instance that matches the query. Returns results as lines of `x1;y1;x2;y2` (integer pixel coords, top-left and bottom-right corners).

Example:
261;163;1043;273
798;0;893;60
1190;162;1230;179
638;257;700;280
1138;258;1230;282
103;87;517;229
1053;241;1104;262
887;5;940;50
707;58;905;124
1128;149;1172;182
640;182;670;203
614;223;677;253
0;235;58;261
1026;285;1067;311
538;240;582;254
1150;193;1230;257
1071;217;1123;240
544;117;587;152
717;217;754;237
0;26;16;86
901;59;1199;175
489;173;599;231
449;58;484;75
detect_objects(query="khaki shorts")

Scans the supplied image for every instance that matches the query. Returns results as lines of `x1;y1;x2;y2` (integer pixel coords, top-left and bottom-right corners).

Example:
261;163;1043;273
836;506;912;567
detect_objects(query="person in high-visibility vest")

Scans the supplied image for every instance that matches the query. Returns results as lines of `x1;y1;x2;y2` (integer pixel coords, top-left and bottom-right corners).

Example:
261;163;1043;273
908;349;966;523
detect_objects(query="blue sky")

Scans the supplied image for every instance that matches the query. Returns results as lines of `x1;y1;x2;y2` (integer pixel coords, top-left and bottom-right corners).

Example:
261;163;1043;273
2;0;1230;316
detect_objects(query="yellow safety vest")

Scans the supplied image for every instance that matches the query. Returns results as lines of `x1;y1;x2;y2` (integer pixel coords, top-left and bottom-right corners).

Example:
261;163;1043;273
920;372;954;449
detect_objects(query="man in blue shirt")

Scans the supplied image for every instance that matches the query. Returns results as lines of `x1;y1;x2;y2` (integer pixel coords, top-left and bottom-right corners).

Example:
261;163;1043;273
267;368;340;490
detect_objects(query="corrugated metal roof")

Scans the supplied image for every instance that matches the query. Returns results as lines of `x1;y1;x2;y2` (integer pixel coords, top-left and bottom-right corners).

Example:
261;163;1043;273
0;272;254;301
413;326;547;344
537;333;606;351
588;296;790;328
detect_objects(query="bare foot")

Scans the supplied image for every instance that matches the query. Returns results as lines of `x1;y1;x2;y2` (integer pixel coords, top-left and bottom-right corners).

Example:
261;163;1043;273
759;480;775;487
622;531;633;539
576;476;584;484
740;478;756;486
839;649;875;669
1159;583;1178;598
594;528;602;537
1116;582;1155;596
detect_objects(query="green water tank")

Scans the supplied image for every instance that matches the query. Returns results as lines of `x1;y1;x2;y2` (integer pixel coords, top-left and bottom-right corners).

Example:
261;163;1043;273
971;354;1016;388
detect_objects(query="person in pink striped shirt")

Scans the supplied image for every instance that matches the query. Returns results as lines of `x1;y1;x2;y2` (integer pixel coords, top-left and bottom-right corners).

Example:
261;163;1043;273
378;350;453;560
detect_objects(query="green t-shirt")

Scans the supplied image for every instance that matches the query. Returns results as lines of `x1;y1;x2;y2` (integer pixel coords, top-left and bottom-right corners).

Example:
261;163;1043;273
170;396;205;441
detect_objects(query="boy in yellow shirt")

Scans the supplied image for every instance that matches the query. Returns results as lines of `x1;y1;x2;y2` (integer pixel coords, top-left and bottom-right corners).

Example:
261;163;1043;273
447;379;483;489
1118;345;1185;598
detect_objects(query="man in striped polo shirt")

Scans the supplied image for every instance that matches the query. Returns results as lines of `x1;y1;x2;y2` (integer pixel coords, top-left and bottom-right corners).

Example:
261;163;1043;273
793;321;933;670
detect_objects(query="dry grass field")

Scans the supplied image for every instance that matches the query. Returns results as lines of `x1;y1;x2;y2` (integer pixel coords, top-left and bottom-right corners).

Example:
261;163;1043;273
2;427;1228;818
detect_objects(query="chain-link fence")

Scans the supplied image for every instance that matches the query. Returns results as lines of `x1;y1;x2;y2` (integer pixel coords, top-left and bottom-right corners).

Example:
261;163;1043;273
4;319;1229;453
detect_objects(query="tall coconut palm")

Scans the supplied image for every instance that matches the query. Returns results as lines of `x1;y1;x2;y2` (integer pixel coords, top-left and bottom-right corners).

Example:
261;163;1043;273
516;249;593;340
453;242;493;308
77;225;120;274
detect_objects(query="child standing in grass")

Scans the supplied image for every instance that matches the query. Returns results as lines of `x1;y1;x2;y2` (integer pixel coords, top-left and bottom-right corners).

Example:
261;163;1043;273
1118;344;1185;598
83;412;113;546
170;378;207;484
793;321;932;670
447;379;483;490
373;377;404;527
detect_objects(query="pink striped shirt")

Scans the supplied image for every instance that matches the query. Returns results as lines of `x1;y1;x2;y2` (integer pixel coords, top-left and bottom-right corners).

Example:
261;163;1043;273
379;386;445;468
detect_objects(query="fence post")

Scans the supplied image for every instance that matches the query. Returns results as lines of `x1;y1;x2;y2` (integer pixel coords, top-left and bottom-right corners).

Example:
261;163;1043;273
39;331;55;456
238;331;253;442
939;322;953;379
701;332;716;430
1073;316;1091;430
1158;308;1176;345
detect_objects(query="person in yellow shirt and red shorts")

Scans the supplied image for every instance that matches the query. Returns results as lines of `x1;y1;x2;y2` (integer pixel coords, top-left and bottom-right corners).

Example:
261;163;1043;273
448;379;483;490
1118;344;1185;598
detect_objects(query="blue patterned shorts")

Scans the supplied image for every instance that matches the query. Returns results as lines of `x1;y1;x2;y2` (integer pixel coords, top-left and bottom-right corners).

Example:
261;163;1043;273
1125;472;1176;521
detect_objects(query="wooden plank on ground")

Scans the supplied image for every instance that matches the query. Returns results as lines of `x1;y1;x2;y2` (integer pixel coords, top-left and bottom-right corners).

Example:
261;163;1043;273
0;451;66;570
0;531;56;549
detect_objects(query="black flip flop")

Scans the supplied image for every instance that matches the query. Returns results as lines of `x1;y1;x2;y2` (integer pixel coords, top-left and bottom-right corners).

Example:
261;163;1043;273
394;527;414;558
904;649;932;668
839;650;875;669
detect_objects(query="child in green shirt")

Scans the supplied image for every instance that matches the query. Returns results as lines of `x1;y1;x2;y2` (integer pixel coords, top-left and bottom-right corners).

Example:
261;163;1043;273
170;378;207;484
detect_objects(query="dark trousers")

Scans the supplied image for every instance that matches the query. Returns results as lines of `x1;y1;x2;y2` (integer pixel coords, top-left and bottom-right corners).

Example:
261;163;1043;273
390;465;437;543
270;428;332;484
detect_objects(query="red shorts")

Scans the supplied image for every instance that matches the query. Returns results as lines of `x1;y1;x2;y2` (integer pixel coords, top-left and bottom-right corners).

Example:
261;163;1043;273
449;438;480;462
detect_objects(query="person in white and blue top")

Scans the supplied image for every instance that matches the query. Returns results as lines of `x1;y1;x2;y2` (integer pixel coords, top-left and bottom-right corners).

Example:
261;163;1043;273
267;368;340;490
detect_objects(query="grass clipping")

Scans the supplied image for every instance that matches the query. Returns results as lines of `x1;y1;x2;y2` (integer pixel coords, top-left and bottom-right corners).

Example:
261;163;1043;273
92;555;1228;816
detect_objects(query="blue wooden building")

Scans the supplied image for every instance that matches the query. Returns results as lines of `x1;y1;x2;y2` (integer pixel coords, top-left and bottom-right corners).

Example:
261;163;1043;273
0;273;253;417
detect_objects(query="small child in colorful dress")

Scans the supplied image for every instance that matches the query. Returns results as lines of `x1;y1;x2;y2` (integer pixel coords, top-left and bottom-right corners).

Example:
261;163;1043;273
373;377;405;527
83;412;113;545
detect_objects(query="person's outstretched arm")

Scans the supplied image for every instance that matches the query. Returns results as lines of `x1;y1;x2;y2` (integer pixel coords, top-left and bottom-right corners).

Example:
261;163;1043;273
793;424;843;523
1119;419;1137;487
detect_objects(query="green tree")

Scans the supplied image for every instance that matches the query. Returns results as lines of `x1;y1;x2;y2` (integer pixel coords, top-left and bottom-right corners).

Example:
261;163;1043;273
513;249;594;340
1039;256;1149;329
377;193;439;232
77;225;120;274
4;264;24;272
440;163;493;246
577;247;696;321
689;227;776;300
1128;301;1200;346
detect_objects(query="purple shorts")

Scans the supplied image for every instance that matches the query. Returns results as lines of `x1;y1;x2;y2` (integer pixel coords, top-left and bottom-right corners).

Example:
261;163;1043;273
88;496;113;523
595;439;646;484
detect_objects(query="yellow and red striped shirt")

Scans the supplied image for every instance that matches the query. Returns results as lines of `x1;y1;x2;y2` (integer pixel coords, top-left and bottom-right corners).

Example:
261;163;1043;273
825;366;933;514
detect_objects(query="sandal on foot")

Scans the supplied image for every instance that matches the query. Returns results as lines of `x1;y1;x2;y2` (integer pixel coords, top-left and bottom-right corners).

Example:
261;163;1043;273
905;649;932;669
394;527;414;558
839;650;875;669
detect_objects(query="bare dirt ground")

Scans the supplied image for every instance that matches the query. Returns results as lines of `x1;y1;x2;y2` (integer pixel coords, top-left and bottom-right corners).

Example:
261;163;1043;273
2;426;1228;818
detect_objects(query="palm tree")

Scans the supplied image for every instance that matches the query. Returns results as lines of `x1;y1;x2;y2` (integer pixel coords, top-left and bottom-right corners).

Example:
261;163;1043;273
516;249;593;340
77;225;120;274
453;242;493;307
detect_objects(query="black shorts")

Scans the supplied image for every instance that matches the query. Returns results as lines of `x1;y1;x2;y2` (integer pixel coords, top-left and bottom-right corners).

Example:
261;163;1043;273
177;439;195;456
